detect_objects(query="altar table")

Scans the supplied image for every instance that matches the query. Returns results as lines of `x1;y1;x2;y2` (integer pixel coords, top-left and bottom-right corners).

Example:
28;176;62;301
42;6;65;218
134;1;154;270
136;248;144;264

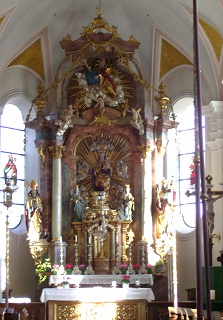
49;274;153;287
40;287;155;303
41;288;154;320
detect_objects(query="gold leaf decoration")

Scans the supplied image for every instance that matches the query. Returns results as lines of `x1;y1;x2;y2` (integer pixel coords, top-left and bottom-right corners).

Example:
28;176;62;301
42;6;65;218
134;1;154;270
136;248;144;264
160;39;192;79
9;39;45;80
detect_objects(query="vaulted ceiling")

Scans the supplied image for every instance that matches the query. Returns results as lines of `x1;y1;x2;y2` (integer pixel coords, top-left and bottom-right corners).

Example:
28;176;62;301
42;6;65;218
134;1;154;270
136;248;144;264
0;0;223;107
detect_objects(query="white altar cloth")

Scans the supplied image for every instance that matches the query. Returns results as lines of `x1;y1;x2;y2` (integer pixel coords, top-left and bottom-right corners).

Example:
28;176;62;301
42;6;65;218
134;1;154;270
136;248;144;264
49;274;153;287
40;287;155;303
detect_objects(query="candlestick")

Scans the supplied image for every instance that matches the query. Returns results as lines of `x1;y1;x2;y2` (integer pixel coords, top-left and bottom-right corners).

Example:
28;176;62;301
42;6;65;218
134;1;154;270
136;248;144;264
73;242;81;275
112;281;116;287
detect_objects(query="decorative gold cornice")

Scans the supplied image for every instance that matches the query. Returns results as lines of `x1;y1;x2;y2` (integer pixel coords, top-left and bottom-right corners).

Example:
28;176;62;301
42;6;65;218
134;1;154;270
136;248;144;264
48;145;66;158
81;7;119;38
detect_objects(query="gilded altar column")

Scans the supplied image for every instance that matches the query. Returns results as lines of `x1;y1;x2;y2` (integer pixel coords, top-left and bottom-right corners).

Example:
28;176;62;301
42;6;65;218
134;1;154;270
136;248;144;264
121;222;130;261
48;145;65;240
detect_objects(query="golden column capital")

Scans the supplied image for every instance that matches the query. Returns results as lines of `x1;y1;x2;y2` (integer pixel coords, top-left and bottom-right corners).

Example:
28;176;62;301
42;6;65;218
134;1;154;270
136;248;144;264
138;145;154;158
48;145;66;158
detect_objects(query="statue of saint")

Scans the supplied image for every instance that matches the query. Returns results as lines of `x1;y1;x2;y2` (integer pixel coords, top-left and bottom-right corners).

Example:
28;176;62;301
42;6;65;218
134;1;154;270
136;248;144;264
25;180;43;242
71;185;82;221
123;185;134;221
93;153;112;193
154;179;172;240
4;154;17;186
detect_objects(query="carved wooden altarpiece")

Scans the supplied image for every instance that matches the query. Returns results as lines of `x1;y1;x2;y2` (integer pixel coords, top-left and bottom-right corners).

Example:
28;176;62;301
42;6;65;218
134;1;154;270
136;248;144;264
26;8;176;278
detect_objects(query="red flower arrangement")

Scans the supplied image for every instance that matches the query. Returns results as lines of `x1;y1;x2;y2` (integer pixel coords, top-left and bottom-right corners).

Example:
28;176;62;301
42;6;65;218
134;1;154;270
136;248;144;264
133;264;140;273
65;264;73;274
65;264;73;270
121;275;131;284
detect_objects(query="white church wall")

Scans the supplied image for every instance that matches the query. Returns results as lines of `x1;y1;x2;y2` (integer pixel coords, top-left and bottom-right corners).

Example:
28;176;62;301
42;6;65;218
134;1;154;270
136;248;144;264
176;232;196;301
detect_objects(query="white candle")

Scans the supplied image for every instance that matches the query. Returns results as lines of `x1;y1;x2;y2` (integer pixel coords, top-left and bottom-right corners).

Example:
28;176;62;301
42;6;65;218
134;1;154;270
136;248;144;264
59;236;62;242
112;281;116;287
75;235;78;242
135;280;140;286
210;290;215;300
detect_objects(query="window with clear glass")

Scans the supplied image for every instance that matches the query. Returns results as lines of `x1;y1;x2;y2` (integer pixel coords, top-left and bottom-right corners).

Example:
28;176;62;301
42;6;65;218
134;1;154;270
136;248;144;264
0;104;25;229
168;101;205;233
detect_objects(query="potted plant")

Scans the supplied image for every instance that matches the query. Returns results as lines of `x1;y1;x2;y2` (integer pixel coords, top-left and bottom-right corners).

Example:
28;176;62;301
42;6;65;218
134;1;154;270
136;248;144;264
133;264;140;274
154;259;166;275
52;264;59;275
35;258;52;285
145;263;154;274
65;264;73;274
119;264;128;274
121;275;131;288
79;264;86;275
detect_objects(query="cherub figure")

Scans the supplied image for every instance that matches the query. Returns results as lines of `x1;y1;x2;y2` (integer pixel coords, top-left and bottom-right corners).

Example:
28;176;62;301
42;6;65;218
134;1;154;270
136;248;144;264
56;105;73;136
94;97;106;116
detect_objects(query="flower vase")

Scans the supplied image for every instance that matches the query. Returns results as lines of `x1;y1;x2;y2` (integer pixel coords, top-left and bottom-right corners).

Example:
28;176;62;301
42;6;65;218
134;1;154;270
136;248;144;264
66;269;72;275
122;283;129;289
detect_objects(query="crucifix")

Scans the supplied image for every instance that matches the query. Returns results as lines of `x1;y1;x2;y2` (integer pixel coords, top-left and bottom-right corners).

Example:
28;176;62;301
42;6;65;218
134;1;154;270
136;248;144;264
186;175;223;265
206;175;223;266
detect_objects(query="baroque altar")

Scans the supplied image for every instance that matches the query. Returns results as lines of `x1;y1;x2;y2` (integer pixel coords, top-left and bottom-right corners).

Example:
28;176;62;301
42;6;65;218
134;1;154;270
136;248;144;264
25;7;176;288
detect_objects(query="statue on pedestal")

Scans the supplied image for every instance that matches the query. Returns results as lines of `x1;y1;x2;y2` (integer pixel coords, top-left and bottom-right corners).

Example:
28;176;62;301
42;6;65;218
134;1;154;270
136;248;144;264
123;185;134;221
71;185;82;221
25;180;43;242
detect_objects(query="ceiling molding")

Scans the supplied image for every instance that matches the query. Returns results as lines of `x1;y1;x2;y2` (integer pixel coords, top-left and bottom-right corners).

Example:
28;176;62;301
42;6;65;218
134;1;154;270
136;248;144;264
152;27;192;88
0;6;16;38
3;28;53;89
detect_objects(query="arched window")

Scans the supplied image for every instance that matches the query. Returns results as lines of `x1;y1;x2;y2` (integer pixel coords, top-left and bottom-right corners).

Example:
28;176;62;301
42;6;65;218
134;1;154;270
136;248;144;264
167;97;205;233
0;104;25;229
